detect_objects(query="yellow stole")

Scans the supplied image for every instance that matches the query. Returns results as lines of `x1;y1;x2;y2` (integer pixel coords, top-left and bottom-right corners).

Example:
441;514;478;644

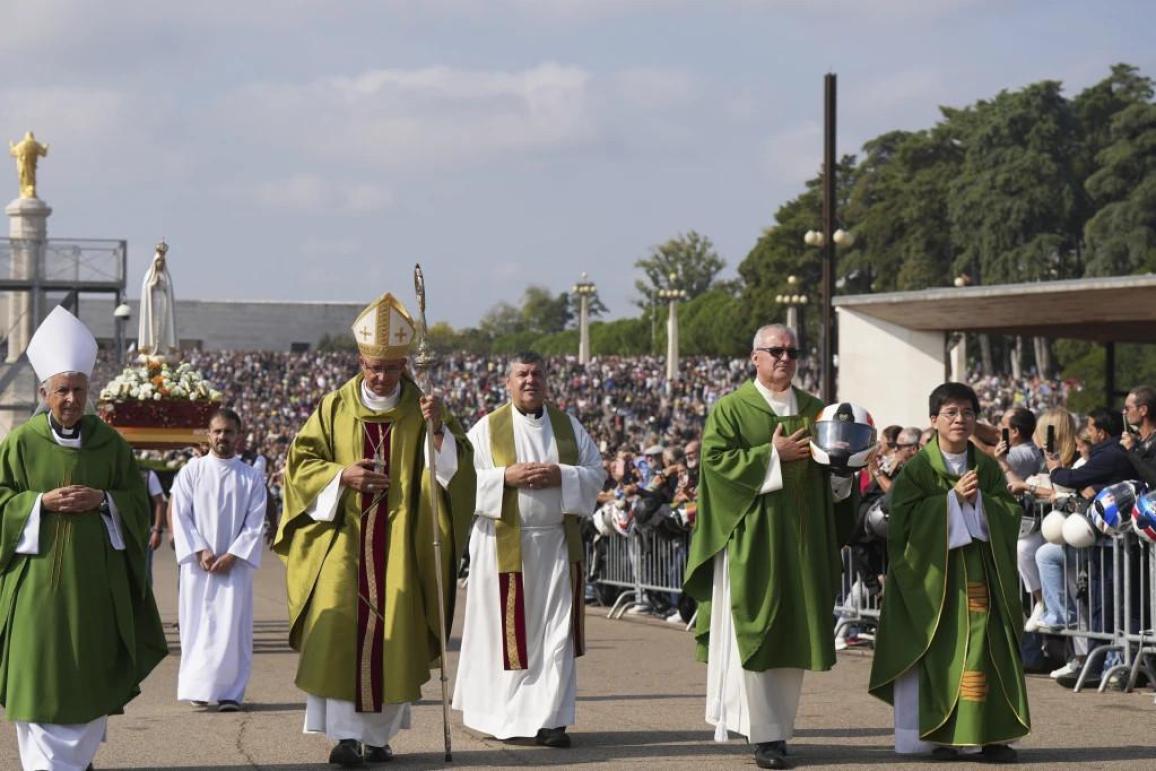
489;402;586;670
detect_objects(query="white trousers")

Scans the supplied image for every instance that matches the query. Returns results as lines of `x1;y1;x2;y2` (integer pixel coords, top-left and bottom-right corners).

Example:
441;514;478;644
705;552;804;744
1016;531;1045;594
892;668;934;754
15;717;106;771
303;696;410;747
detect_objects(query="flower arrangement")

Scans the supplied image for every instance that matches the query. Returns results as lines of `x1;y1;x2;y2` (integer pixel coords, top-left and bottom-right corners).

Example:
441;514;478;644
99;361;222;403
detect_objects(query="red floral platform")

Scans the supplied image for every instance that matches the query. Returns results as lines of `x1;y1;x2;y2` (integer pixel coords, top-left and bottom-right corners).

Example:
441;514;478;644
98;399;220;449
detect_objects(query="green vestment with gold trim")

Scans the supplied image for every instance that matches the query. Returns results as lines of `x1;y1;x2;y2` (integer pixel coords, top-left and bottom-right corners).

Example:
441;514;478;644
0;414;167;723
684;381;855;671
868;438;1030;746
274;375;475;706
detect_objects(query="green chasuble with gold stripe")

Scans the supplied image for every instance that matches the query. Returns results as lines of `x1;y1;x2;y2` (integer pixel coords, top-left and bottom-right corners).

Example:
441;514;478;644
274;375;475;707
683;381;856;672
0;414;167;723
868;438;1030;746
487;402;586;670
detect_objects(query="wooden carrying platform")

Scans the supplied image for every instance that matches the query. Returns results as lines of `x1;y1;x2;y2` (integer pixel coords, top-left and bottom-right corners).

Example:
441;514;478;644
97;399;218;449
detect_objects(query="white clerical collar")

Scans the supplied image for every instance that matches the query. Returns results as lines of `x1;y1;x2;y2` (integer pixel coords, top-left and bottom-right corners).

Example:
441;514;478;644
753;378;793;408
47;415;83;448
360;381;400;413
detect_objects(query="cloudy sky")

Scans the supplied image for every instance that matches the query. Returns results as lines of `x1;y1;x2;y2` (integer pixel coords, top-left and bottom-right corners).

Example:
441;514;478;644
3;0;1152;327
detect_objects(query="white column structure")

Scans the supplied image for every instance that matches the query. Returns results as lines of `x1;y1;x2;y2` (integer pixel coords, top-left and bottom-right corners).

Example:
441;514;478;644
666;299;679;381
572;273;597;365
6;196;51;362
658;273;687;382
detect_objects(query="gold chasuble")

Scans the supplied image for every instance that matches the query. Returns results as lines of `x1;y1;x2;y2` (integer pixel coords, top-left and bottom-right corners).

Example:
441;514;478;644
488;403;586;670
274;375;475;710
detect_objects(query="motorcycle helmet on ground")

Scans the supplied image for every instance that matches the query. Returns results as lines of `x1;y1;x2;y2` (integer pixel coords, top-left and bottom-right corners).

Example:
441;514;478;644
810;402;877;476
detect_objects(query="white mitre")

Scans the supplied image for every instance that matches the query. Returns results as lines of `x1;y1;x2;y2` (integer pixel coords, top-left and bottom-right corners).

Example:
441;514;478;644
26;306;98;382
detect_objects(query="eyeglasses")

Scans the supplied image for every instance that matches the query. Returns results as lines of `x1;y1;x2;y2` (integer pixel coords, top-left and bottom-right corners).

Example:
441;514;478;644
937;409;977;422
756;346;801;360
894;442;918;449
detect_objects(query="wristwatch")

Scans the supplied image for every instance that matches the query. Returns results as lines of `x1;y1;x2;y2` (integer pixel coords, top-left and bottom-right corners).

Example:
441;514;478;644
98;495;111;515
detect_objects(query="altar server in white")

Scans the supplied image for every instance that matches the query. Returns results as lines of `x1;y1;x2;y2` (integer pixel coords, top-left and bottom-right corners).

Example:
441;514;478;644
452;352;605;748
171;407;267;711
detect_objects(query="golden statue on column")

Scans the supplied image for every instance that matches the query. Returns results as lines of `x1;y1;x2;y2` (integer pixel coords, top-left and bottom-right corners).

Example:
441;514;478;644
8;131;49;199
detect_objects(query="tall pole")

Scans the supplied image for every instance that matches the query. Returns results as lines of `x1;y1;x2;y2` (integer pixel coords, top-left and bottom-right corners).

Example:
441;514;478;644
820;73;837;404
411;264;453;763
578;294;590;364
658;274;686;382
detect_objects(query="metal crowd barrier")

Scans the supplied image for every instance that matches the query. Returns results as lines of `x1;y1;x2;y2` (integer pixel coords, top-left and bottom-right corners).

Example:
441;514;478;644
833;546;886;646
589;529;691;623
585;499;1156;702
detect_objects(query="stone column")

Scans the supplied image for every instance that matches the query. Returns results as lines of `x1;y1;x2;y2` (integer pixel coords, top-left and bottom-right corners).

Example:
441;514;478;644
6;197;51;362
666;298;680;381
578;293;591;365
949;334;967;383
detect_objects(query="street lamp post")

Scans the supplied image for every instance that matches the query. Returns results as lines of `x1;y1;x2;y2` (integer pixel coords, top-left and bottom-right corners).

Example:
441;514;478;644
113;301;132;365
774;275;809;353
657;272;688;382
572;273;597;365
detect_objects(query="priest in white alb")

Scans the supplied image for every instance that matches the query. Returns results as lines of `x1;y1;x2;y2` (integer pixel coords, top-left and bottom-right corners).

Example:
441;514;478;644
171;407;268;712
452;352;605;748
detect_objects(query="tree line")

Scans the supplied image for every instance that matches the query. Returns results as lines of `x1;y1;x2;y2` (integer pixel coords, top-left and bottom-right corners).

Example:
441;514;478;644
325;64;1156;393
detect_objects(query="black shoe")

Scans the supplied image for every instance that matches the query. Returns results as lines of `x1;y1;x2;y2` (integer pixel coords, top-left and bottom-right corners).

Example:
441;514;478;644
1056;670;1100;689
363;744;393;763
534;727;572;748
217;700;241;712
329;739;365;767
754;741;791;770
980;744;1018;764
932;747;962;762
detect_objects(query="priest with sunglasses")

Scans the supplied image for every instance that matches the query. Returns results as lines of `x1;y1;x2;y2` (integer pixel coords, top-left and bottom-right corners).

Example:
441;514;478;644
684;324;856;770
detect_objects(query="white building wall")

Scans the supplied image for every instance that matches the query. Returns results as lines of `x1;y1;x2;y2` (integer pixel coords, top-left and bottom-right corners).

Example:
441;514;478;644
837;308;945;430
71;298;364;351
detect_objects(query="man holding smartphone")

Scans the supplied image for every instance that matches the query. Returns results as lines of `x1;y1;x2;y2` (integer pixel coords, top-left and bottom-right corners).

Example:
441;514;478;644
1121;386;1156;488
995;407;1045;481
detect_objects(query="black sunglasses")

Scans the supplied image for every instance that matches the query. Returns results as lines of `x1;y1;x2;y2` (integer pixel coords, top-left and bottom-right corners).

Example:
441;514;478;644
756;346;801;360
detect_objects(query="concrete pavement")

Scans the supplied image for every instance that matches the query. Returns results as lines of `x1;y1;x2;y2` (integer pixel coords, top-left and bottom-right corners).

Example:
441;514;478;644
1;547;1153;770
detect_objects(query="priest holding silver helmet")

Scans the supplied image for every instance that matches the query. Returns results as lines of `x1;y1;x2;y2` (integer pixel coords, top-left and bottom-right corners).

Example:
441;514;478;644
0;307;166;771
683;323;861;770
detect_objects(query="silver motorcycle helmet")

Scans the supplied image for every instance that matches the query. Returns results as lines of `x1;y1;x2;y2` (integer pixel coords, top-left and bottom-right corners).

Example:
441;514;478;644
810;402;877;476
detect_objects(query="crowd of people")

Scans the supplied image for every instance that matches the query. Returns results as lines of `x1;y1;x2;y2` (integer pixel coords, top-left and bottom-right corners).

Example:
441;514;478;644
13;300;1156;771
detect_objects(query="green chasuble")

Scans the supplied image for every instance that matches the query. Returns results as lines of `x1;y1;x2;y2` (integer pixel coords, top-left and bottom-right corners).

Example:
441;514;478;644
868;438;1030;746
684;381;855;671
274;375;475;707
0;414;167;724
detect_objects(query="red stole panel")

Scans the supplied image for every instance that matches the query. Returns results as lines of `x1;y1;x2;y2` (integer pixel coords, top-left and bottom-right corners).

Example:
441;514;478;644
355;421;391;713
